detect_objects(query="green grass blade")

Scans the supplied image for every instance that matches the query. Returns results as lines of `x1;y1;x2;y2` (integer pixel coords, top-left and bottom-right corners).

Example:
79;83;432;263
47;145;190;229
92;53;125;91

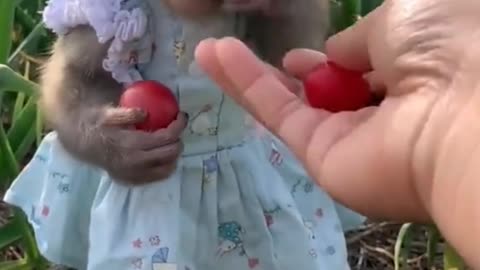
13;124;35;163
12;61;30;121
7;97;37;162
14;7;36;34
0;220;23;248
444;243;466;270
8;22;46;64
11;209;40;266
35;106;43;146
394;223;414;270
361;0;383;16
0;259;31;270
0;124;19;183
0;65;39;96
426;225;441;268
13;92;26;121
0;0;17;64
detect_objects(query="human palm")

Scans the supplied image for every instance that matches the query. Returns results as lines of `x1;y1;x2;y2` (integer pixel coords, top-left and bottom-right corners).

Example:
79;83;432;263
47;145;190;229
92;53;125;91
195;0;480;267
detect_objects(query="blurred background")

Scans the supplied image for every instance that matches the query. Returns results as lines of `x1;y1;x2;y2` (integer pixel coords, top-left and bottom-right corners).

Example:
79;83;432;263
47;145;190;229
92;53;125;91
0;0;467;269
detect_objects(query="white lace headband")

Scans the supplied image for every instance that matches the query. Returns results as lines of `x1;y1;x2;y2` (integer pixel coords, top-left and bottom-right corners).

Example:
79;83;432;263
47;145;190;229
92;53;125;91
42;0;151;85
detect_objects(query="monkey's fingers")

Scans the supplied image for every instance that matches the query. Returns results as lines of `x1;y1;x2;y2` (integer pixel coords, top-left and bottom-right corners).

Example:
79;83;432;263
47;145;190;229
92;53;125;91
116;112;188;150
130;141;184;168
102;107;147;126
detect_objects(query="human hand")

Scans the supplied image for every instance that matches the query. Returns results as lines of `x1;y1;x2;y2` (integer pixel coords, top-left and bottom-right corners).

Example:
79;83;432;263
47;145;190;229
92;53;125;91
195;0;480;267
59;107;187;185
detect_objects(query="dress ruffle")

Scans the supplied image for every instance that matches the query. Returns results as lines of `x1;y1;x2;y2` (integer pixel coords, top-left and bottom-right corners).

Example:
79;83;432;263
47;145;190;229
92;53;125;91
43;0;151;85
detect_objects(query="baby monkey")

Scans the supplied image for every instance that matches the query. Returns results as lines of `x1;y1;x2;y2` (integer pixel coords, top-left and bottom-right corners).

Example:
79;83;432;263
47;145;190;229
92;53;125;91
40;0;329;185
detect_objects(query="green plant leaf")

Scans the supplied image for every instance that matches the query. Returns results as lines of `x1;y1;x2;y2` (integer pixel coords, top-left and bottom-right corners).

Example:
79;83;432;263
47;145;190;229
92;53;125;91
14;7;36;34
0;0;17;64
0;259;31;270
13;92;26;121
35;106;43;146
13;124;36;163
0;64;39;96
0;124;19;185
426;225;441;268
444;243;466;270
11;209;41;267
360;0;383;15
7;97;37;161
394;223;414;270
8;21;46;64
0;220;23;248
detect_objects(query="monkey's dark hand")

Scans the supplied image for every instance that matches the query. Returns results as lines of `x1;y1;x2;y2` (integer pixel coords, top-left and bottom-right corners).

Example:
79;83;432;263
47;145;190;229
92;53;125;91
59;106;188;186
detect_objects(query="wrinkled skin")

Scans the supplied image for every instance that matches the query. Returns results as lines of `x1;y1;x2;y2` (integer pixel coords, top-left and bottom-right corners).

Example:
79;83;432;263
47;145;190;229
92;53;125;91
194;0;480;267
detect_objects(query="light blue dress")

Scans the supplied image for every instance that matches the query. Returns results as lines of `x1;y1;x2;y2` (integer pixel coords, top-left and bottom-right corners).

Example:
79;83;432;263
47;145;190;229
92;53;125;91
4;0;365;269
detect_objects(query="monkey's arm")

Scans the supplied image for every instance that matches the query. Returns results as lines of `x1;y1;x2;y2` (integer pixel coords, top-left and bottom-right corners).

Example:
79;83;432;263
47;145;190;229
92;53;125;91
40;26;187;185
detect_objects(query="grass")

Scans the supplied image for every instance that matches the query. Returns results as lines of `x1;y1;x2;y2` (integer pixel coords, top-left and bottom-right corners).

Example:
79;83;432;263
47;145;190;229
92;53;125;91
0;0;468;269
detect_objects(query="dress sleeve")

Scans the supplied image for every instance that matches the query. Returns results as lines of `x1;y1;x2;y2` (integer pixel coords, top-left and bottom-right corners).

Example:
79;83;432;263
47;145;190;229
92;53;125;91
42;0;153;85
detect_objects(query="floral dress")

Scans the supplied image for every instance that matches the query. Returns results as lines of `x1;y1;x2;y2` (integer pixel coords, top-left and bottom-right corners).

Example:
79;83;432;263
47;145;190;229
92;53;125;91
4;0;365;269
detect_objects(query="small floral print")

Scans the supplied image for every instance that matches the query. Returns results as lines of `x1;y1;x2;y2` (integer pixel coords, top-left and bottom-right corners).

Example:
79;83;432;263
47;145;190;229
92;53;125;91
50;171;68;180
57;182;70;194
304;220;316;240
315;208;324;218
202;156;219;189
35;154;47;162
325;246;336;256
217;221;245;255
204;156;218;174
173;40;185;60
248;258;259;268
290;179;302;195
132;238;143;249
189;108;216;136
208;127;218;136
149;235;161;246
131;258;143;269
269;148;283;166
41;205;50;217
303;181;314;193
309;249;318;258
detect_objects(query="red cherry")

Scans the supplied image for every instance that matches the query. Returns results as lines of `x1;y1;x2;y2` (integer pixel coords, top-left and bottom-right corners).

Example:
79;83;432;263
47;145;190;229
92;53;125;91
120;80;179;131
302;61;371;112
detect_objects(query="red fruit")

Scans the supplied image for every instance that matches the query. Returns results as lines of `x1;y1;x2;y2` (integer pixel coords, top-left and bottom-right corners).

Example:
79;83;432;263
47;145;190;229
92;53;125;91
119;80;179;131
302;61;371;112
